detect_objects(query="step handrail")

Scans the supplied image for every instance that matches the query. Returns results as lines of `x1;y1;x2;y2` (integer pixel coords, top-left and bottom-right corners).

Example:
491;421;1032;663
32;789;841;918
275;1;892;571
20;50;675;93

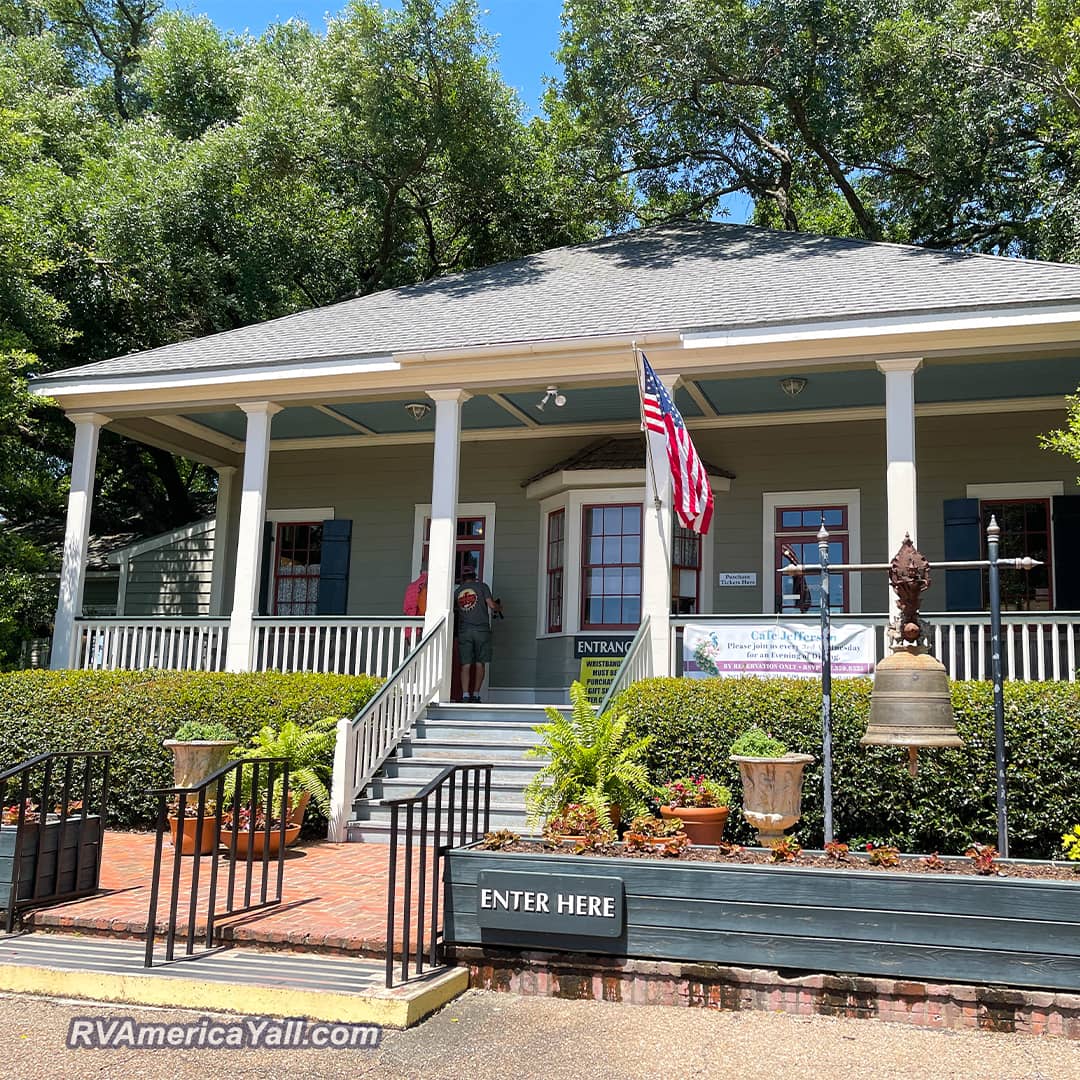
597;615;652;716
328;616;449;841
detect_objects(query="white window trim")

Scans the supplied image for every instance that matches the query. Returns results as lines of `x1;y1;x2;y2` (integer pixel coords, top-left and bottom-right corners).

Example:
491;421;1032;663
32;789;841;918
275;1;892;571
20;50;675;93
761;489;862;614
966;482;1064;500
267;506;335;524
411;502;497;587
536;486;714;639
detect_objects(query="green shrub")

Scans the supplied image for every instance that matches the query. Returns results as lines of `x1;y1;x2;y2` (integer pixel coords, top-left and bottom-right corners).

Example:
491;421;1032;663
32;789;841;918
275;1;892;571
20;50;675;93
172;720;238;741
729;727;788;758
0;670;381;829
614;677;1080;858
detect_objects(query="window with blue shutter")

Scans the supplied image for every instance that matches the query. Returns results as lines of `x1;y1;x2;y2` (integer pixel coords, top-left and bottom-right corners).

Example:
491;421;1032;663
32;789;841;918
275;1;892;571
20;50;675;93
943;498;981;611
316;519;352;616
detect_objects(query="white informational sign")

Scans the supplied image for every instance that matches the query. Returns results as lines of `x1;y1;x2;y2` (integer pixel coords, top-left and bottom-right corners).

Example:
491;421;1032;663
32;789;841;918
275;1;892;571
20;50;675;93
717;573;758;587
683;622;876;680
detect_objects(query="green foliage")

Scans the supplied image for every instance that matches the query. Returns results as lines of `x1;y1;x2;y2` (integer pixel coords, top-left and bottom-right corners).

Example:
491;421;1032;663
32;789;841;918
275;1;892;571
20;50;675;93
1041;392;1080;484
613;677;1080;858
172;719;237;742
730;727;789;759
0;670;380;828
230;716;338;819
524;681;655;830
0;527;55;668
657;775;731;809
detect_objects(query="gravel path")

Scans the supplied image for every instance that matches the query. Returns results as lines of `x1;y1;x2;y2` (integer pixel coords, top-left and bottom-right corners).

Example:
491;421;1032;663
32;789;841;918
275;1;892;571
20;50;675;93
2;989;1079;1079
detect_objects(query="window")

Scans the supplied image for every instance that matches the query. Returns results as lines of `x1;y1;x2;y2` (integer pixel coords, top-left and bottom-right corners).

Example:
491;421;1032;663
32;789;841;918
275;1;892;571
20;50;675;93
774;505;849;613
422;516;486;581
581;504;642;630
546;509;565;633
273;522;322;615
980;499;1052;610
671;524;701;615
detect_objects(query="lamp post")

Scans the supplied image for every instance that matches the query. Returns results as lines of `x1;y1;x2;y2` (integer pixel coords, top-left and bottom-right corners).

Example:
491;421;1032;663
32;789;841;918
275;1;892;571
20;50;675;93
986;516;1009;856
818;523;834;845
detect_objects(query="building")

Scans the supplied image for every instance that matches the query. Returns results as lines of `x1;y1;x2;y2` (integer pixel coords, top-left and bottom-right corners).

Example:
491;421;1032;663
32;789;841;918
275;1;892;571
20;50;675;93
32;221;1080;697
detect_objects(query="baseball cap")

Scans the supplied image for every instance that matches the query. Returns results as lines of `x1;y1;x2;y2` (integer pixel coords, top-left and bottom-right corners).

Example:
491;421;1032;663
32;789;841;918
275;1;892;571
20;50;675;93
461;565;477;578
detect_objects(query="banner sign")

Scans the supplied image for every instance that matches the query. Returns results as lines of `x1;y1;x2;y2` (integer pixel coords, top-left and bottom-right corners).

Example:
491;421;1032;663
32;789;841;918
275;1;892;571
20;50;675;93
476;870;624;938
579;657;623;705
683;622;876;679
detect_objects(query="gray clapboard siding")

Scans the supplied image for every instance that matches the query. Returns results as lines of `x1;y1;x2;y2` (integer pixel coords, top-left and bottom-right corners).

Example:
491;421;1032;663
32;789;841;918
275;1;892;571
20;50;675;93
121;524;215;617
444;847;1080;992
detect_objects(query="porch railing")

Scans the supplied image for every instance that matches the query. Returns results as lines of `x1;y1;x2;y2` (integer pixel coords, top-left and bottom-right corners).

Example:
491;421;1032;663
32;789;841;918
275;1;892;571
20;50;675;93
73;618;229;672
597;616;652;714
670;612;1080;683
251;617;424;676
328;617;449;841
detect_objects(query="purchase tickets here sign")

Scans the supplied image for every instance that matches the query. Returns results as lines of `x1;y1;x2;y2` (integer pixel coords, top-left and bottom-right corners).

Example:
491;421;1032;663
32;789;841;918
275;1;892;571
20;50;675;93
476;871;624;938
683;622;876;679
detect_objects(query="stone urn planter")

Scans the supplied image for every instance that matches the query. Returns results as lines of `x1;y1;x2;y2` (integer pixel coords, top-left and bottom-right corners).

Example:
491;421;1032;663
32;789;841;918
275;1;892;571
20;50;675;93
730;753;815;844
163;740;237;789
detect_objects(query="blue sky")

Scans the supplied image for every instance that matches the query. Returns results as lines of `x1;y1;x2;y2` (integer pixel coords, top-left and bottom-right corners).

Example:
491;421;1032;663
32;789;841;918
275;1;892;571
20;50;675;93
179;0;565;114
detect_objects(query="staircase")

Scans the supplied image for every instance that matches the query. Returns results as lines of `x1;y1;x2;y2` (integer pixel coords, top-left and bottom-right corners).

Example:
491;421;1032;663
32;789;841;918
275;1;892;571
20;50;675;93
345;703;550;842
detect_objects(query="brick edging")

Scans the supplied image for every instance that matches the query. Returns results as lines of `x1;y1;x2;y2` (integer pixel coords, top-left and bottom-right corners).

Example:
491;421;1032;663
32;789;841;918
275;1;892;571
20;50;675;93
445;946;1080;1038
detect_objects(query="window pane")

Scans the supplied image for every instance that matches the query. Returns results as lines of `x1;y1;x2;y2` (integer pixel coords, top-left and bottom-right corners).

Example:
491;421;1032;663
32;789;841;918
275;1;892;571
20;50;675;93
622;506;639;532
622;535;641;564
603;537;621;564
604;506;622;533
587;598;603;624
589;538;603;564
821;508;844;527
678;569;696;596
781;510;802;528
622;597;641;624
603;598;621;625
624;567;641;595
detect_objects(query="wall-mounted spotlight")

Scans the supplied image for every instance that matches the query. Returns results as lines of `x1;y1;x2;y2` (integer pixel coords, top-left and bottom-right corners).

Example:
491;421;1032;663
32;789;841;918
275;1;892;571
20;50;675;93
537;385;567;411
404;401;432;422
779;376;808;398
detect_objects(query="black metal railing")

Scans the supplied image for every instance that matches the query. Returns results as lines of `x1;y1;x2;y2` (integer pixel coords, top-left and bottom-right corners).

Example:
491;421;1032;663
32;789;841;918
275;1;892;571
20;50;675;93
385;763;492;988
0;751;110;932
144;756;289;966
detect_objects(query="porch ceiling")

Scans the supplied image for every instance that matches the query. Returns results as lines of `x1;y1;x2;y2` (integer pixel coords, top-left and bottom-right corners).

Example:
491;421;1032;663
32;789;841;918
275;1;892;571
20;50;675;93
170;355;1077;446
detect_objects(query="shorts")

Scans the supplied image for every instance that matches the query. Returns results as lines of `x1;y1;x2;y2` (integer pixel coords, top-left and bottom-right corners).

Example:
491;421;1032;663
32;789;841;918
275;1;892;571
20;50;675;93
457;627;493;664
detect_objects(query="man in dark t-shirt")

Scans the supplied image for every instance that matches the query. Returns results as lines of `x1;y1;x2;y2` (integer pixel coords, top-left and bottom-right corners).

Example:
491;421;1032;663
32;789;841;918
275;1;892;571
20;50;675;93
453;565;501;702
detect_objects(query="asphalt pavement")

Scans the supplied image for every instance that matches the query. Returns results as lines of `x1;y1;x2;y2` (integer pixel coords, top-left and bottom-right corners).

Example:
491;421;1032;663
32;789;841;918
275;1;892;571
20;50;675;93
2;988;1079;1080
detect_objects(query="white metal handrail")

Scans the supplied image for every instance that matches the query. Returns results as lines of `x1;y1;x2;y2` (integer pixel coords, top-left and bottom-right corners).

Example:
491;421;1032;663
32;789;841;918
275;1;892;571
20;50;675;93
328;617;448;841
251;617;424;677
597;616;653;714
670;612;1080;683
72;618;229;672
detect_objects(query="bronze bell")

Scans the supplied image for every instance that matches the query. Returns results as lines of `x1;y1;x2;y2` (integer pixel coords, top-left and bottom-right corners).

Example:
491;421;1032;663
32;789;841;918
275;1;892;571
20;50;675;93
862;536;964;774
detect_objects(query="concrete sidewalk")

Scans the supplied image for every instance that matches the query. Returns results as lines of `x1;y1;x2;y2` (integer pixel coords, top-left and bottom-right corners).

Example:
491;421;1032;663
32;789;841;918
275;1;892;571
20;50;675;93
3;988;1080;1079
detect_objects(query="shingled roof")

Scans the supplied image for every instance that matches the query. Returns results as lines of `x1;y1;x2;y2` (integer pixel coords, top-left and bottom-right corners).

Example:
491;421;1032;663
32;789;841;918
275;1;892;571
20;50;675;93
36;221;1080;386
522;437;735;487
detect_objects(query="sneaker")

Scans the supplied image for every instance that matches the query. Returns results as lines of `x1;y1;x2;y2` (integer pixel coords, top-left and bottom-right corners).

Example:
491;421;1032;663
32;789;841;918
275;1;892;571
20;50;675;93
462;694;472;703
472;694;482;704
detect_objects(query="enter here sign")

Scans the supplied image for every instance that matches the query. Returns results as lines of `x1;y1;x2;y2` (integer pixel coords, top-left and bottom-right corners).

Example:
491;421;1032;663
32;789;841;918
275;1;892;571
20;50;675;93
476;870;625;938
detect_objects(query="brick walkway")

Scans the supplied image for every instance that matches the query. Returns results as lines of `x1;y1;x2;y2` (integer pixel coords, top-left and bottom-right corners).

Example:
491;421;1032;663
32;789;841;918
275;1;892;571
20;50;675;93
24;831;431;957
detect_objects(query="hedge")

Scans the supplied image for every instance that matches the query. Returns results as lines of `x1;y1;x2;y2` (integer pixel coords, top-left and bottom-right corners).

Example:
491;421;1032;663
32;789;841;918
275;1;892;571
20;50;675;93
613;677;1080;859
0;670;382;829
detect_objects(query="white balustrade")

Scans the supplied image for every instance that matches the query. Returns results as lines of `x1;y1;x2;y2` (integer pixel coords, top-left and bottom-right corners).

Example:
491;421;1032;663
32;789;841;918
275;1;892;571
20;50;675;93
328;617;448;840
73;619;229;672
597;616;653;714
669;613;1080;683
251;618;424;677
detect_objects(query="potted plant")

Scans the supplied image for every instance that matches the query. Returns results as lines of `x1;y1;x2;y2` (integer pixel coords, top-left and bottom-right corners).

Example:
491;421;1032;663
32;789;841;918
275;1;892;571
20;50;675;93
167;798;219;856
219;805;299;857
227;717;335;833
542;803;615;848
623;814;689;856
524;681;654;833
163;721;238;788
729;727;814;846
657;776;731;845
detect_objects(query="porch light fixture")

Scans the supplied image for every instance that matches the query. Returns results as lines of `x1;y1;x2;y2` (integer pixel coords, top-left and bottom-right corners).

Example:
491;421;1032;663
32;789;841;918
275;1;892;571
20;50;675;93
537;386;567;411
404;401;431;422
779;376;808;398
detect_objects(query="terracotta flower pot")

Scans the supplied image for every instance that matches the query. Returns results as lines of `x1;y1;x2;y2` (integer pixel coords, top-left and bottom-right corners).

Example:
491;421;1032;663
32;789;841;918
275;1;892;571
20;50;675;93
288;792;311;829
168;815;219;856
659;805;729;846
730;753;815;845
221;824;301;858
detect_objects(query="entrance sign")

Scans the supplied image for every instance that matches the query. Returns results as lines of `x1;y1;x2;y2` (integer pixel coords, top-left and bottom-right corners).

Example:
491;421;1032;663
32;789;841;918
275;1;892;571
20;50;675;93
683;622;876;679
575;637;632;705
574;636;633;659
476;871;624;937
717;572;757;587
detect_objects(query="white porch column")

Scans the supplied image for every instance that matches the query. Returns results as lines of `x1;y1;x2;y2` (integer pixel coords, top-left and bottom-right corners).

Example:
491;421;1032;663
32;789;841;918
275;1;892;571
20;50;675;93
51;413;107;669
208;465;237;617
226;402;281;672
641;375;677;678
876;357;923;553
424;389;468;700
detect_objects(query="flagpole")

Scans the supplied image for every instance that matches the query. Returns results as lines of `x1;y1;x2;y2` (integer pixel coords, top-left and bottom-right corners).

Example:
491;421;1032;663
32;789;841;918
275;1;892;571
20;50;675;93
633;341;664;512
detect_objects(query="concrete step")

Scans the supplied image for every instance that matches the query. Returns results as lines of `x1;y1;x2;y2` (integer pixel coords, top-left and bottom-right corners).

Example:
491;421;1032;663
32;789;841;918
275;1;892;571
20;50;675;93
411;719;542;743
346;807;532;843
398;737;540;761
381;757;542;784
425;704;553;724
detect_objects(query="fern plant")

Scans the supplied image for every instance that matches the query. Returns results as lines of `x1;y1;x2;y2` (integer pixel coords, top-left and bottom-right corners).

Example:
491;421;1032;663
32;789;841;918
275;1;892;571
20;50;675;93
225;716;337;819
524;682;655;830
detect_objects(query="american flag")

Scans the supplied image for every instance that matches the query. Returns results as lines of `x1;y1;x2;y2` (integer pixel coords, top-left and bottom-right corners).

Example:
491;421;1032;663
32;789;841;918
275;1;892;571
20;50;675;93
639;352;714;534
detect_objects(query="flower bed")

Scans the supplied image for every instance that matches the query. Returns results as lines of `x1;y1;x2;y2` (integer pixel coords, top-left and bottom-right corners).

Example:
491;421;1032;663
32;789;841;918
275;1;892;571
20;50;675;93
443;843;1080;992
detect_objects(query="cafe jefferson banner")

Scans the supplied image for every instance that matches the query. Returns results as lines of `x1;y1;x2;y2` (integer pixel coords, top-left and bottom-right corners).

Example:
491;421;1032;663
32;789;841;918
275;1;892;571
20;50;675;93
683;622;876;680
